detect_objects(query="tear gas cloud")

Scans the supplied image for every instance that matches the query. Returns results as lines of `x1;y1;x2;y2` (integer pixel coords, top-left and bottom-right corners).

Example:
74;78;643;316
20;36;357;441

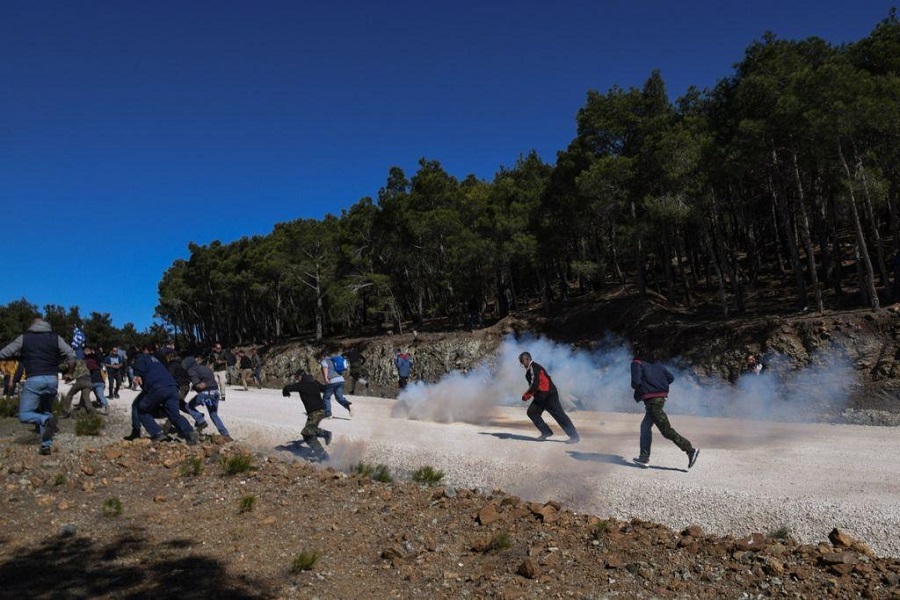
392;335;858;425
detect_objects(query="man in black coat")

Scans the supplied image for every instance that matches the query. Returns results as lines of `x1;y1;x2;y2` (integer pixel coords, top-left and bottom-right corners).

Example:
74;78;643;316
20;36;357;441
282;370;332;461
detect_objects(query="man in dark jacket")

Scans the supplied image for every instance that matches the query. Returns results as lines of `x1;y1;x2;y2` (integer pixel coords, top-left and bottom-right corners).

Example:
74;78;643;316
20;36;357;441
282;370;331;461
518;352;579;443
133;352;198;444
631;343;699;469
185;353;231;441
0;317;76;454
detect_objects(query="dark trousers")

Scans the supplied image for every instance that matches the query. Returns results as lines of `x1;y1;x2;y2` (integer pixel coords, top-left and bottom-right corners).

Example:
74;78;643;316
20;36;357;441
137;386;194;438
526;389;579;439
639;397;693;459
63;376;95;415
108;368;122;396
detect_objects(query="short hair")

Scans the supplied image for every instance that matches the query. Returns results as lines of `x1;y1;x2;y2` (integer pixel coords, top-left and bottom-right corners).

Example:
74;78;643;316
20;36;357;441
518;352;532;363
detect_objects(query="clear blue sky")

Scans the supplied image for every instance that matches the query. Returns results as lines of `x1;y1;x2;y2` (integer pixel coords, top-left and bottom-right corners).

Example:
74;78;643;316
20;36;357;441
1;1;893;331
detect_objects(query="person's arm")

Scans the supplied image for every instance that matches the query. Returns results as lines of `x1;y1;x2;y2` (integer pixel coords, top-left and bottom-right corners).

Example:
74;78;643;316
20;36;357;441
320;361;329;382
664;366;674;384
0;335;24;361
630;360;642;389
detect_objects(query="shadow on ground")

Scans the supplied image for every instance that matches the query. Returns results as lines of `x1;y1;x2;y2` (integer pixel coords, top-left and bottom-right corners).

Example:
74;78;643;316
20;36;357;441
567;451;687;472
0;529;274;599
275;439;325;462
479;432;569;443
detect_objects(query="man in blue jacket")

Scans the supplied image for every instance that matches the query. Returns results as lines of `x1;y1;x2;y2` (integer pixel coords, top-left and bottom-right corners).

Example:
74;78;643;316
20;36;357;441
0;317;76;455
133;351;198;444
631;343;699;470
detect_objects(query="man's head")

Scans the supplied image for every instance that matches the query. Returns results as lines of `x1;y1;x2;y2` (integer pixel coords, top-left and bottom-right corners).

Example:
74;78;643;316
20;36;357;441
110;346;118;354
518;352;533;368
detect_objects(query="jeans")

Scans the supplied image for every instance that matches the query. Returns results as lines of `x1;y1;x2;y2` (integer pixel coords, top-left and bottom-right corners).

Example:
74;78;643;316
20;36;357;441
107;368;122;396
187;391;230;436
638;397;693;459
92;382;109;408
323;381;351;414
137;386;194;438
19;375;58;449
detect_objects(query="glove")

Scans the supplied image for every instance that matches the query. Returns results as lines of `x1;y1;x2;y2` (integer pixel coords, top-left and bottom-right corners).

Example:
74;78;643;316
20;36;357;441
521;392;533;402
282;389;291;397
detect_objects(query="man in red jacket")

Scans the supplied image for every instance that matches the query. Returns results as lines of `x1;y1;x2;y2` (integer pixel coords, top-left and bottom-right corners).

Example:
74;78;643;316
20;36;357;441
519;351;580;443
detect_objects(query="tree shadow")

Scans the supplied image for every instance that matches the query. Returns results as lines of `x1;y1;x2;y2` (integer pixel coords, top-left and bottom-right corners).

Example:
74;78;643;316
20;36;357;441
567;451;687;472
0;530;274;598
479;432;567;443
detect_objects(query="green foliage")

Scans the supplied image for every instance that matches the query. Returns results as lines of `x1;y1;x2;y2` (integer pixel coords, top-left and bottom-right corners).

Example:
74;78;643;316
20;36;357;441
74;413;103;436
411;465;444;486
290;551;319;573
0;396;17;418
593;520;611;538
487;530;512;552
238;495;257;513
179;456;204;477
53;474;67;486
102;497;123;517
768;525;792;540
222;453;255;475
351;461;392;483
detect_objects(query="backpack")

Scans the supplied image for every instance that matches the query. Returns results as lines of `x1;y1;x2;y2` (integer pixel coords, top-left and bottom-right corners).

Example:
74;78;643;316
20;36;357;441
330;355;348;374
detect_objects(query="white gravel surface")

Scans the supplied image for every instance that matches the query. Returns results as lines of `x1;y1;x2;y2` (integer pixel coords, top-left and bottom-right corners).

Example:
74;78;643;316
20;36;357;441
104;385;900;557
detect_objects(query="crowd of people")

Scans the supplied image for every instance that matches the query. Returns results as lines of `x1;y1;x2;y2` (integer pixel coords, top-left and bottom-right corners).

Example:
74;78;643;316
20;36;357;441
0;317;702;471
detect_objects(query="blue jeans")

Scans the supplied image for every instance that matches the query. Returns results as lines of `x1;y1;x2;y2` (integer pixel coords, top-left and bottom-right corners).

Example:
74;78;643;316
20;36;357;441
19;375;58;449
187;391;229;436
92;382;109;407
323;381;350;414
137;386;193;438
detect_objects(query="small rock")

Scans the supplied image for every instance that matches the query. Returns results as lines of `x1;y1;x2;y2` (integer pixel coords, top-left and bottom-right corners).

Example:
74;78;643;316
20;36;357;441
477;503;499;526
682;525;704;538
81;465;94;476
517;558;540;579
59;524;77;537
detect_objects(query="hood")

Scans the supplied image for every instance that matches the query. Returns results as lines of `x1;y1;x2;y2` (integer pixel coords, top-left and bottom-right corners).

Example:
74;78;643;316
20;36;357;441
27;319;52;333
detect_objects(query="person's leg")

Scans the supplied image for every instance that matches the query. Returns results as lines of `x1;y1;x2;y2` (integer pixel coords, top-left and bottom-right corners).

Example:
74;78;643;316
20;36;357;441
322;383;335;415
333;382;351;412
185;395;208;427
543;389;579;440
159;388;195;440
92;383;109;411
137;391;166;438
214;369;227;391
646;398;693;453
207;404;229;437
113;370;122;397
20;376;58;451
301;409;328;460
526;401;553;437
638;403;654;461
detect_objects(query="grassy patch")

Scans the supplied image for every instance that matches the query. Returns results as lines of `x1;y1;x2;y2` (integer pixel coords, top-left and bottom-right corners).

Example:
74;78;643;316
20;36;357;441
75;413;104;436
0;396;18;418
179;456;204;477
102;497;123;517
53;474;67;486
238;495;257;513
487;530;512;552
411;465;444;486
290;551;319;573
768;525;791;540
222;453;255;475
351;461;392;482
593;519;611;538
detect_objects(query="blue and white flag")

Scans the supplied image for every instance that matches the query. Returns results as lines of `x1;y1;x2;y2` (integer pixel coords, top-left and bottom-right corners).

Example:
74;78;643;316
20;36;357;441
72;326;86;358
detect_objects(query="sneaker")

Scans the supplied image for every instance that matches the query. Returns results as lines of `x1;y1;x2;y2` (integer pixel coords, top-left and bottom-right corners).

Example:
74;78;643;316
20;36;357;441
688;448;700;469
322;430;332;446
151;432;169;443
324;411;332;419
99;407;109;416
633;457;650;469
186;431;199;446
565;436;580;445
196;421;209;431
346;404;353;418
39;446;52;456
42;417;59;442
219;394;226;402
221;435;233;442
123;430;141;441
537;433;552;441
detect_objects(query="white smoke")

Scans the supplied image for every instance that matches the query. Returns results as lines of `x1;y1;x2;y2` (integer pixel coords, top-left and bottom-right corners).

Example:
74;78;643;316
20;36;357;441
391;334;859;426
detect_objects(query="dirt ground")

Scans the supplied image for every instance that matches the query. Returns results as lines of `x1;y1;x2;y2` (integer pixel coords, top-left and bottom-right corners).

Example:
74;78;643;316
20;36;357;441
1;383;900;599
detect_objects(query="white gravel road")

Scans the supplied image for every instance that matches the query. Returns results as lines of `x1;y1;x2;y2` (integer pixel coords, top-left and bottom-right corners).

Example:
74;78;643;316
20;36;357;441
104;385;900;557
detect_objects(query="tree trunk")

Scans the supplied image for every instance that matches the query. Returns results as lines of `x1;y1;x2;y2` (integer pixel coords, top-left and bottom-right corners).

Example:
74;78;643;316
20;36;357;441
771;150;808;309
838;141;879;311
791;149;824;313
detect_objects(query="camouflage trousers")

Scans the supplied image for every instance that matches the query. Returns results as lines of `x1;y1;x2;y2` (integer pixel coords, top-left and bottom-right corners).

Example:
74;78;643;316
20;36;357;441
302;409;328;458
638;397;693;459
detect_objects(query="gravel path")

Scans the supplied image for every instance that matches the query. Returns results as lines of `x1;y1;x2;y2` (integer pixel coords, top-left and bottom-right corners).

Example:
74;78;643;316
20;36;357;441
105;385;900;557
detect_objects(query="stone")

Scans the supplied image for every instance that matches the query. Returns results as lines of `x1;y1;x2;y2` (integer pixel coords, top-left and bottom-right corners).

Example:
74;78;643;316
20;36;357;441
682;525;704;538
477;503;499;526
517;558;540;579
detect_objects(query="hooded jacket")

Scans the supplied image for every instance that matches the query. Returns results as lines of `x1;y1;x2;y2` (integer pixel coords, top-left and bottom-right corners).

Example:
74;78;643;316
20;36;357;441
0;319;75;377
282;375;326;413
631;358;674;401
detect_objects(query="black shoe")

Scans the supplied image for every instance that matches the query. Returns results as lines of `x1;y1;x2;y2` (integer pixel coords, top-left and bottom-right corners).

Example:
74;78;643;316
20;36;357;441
565;436;580;445
322;430;332;446
186;431;199;446
39;447;52;456
151;432;169;443
42;417;59;442
196;421;209;431
123;430;141;441
688;448;700;469
537;433;552;441
633;457;650;469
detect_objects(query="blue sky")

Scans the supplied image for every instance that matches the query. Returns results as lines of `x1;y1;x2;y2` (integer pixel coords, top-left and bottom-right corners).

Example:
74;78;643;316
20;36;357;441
0;1;894;331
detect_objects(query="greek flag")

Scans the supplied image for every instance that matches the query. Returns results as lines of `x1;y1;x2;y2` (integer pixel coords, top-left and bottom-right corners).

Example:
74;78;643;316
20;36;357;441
72;326;86;358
